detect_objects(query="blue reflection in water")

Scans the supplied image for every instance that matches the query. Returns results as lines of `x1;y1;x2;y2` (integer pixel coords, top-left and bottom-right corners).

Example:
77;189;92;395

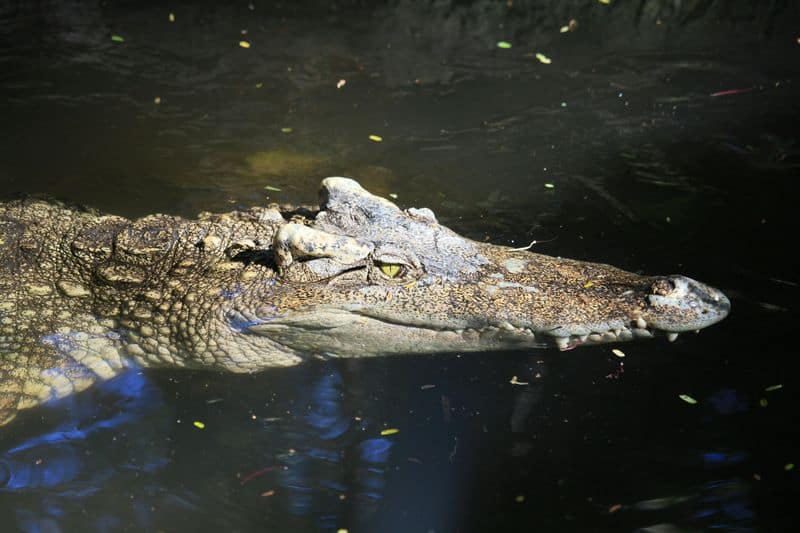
0;368;173;531
1;369;163;492
708;388;749;415
244;365;393;528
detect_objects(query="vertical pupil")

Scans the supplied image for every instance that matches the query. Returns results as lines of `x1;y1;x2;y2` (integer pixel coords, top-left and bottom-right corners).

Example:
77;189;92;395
379;263;401;277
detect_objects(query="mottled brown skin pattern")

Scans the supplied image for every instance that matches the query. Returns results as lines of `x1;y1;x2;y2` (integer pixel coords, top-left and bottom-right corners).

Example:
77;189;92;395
0;178;729;426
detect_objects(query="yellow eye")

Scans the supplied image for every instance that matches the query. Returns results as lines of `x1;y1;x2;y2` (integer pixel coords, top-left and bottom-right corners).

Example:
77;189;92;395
378;262;403;278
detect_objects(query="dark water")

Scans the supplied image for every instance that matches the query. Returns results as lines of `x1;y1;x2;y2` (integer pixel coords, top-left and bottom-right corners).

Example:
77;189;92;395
1;1;798;531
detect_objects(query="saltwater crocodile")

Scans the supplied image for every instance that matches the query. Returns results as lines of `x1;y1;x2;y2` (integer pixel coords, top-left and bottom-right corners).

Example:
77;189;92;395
0;177;729;425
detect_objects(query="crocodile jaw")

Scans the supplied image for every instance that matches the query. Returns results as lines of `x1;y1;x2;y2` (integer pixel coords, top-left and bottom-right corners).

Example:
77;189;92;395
247;273;730;356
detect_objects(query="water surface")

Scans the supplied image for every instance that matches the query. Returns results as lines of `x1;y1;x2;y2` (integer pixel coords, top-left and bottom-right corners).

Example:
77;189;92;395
1;1;798;531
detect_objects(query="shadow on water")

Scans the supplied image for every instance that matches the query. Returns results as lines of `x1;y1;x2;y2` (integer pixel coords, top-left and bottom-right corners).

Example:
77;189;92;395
1;0;799;531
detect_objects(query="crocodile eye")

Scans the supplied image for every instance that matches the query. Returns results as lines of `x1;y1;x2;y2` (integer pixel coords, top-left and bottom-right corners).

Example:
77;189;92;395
377;261;405;278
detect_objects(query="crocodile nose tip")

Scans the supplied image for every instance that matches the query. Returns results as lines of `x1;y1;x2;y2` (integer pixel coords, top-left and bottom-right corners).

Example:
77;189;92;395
687;276;730;318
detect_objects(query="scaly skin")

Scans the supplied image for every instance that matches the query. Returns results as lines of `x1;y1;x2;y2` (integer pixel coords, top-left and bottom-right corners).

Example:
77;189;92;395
0;178;729;425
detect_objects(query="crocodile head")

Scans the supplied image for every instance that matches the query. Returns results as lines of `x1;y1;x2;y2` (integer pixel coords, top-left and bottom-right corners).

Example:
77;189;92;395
247;178;729;355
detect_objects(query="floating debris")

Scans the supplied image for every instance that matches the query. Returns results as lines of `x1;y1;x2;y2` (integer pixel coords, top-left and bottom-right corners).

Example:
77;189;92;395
765;384;783;392
612;348;625;358
261;490;275;497
786;463;795;471
598;0;611;4
264;185;282;192
380;428;399;436
153;96;161;105
168;13;175;22
111;35;125;43
710;88;751;97
544;183;555;189
388;193;398;199
336;79;346;89
420;384;436;390
679;394;697;405
280;127;293;133
515;495;525;503
497;41;512;49
193;420;206;429
509;375;529;385
560;19;579;33
255;82;263;88
759;398;768;407
535;52;552;64
368;134;383;142
608;503;622;513
239;40;251;49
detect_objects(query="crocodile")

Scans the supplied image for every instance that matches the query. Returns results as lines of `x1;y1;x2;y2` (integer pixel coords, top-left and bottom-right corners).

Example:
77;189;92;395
0;177;729;425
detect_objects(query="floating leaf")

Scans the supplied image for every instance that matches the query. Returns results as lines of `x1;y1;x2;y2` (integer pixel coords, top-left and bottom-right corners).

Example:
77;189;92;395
583;281;594;288
193;420;205;429
544;183;555;189
368;134;383;142
515;495;525;503
239;40;251;49
765;384;783;392
111;35;125;43
759;398;768;407
509;375;529;385
785;463;795;471
280;127;293;133
264;185;282;192
612;349;625;358
535;52;552;64
153;96;161;105
388;193;398;199
380;428;399;436
168;13;175;22
679;394;697;405
497;41;512;49
598;0;611;4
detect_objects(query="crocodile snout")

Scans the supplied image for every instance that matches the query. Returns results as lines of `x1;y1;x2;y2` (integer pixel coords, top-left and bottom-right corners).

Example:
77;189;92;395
645;275;730;332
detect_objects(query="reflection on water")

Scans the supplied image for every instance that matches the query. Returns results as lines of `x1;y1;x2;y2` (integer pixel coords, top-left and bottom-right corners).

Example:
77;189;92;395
0;357;764;532
1;0;799;531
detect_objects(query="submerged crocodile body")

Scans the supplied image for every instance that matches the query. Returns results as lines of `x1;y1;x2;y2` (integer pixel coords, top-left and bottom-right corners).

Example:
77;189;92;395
0;178;729;425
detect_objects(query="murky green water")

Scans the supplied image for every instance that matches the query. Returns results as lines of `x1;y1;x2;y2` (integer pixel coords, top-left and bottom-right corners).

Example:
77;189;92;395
1;1;798;531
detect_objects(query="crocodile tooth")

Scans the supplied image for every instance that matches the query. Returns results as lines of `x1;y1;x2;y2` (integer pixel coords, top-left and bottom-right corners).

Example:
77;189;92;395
667;332;679;342
500;321;515;331
636;317;647;329
554;337;569;350
579;334;588;342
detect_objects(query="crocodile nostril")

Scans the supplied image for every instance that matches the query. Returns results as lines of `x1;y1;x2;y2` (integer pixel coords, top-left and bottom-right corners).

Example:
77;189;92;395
651;278;675;296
